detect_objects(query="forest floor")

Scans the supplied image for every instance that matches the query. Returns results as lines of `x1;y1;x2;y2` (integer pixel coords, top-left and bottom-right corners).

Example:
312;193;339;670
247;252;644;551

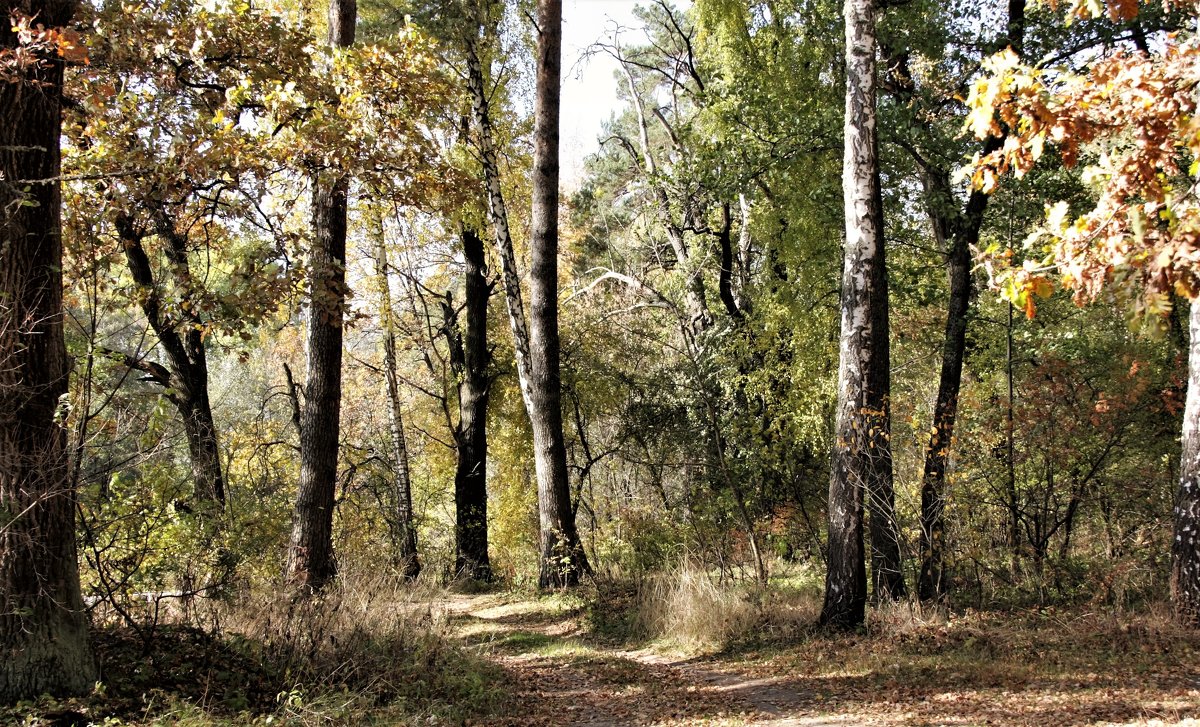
452;589;1200;726
5;586;1200;725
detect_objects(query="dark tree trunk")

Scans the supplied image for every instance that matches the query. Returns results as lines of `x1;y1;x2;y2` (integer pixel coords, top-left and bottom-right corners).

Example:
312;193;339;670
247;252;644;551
916;231;968;601
1173;301;1200;626
285;0;355;592
529;0;587;588
821;0;897;629
717;203;745;322
866;166;906;601
914;174;980;603
0;0;97;698
901;0;1025;602
117;220;226;506
372;211;419;579
449;227;492;582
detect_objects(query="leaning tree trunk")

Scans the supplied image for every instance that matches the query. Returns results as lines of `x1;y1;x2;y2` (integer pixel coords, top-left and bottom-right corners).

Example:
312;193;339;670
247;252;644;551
912;0;1025;604
0;0;97;698
821;0;899;628
464;9;587;588
285;0;356;592
528;0;586;588
916;224;969;602
450;226;492;582
371;210;419;579
1173;300;1200;626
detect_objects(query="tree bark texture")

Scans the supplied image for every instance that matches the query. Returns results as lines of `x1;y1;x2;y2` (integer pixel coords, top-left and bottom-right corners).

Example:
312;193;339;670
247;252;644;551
285;0;356;592
0;0;97;698
465;8;587;588
528;0;587;588
821;0;900;628
449;227;492;582
372;211;419;579
916;210;969;602
117;219;226;506
1173;301;1200;626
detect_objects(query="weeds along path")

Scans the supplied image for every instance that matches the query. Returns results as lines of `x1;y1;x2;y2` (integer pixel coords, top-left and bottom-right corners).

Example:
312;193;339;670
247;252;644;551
443;592;842;726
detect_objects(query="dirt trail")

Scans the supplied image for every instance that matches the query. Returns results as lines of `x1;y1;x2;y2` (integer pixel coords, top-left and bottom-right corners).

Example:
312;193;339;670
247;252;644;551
442;593;840;726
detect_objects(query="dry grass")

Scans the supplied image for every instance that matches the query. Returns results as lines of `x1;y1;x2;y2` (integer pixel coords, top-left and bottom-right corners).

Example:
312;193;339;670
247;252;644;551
632;560;821;651
7;568;504;726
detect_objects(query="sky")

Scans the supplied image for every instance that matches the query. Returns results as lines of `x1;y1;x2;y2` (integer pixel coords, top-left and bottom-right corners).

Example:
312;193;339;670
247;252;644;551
559;0;649;188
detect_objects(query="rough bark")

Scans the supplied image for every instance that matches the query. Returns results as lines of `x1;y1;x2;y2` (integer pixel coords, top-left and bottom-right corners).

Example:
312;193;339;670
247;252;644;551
1173;301;1200;626
464;5;588;588
449;226;492;582
285;0;355;592
371;211;419;579
116;218;226;506
0;0;97;698
821;0;899;628
865;166;906;601
528;0;587;588
916;214;968;602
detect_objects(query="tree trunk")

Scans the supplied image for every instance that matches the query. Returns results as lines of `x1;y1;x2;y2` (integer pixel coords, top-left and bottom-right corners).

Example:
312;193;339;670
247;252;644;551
371;209;419;579
117;221;226;506
1172;300;1200;626
464;7;588;588
285;0;355;592
0;0;97;697
528;0;586;588
450;227;492;582
179;396;225;507
916;183;972;603
865;169;906;601
821;0;897;628
883;0;1025;604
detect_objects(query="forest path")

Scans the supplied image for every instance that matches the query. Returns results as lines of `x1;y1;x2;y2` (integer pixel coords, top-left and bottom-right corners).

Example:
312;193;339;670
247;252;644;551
443;593;844;726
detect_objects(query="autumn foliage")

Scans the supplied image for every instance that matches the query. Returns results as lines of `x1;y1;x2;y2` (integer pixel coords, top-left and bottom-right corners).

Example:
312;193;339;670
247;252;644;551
967;1;1200;316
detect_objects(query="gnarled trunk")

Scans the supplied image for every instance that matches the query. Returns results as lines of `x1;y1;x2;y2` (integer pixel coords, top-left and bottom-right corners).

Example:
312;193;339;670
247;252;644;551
117;219;226;506
0;0;97;697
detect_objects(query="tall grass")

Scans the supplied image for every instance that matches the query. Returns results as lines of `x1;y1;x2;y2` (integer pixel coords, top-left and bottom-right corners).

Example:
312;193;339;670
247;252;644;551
631;559;821;651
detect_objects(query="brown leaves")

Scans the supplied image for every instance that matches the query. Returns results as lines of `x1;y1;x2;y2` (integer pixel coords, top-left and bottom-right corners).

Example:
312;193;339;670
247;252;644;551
964;33;1200;315
0;12;87;84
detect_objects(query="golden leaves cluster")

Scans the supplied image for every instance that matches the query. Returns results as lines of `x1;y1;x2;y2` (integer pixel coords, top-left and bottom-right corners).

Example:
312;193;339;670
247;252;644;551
964;24;1200;318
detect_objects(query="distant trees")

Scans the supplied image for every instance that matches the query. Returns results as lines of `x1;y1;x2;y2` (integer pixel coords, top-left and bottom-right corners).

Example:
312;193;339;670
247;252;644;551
1;0;96;699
